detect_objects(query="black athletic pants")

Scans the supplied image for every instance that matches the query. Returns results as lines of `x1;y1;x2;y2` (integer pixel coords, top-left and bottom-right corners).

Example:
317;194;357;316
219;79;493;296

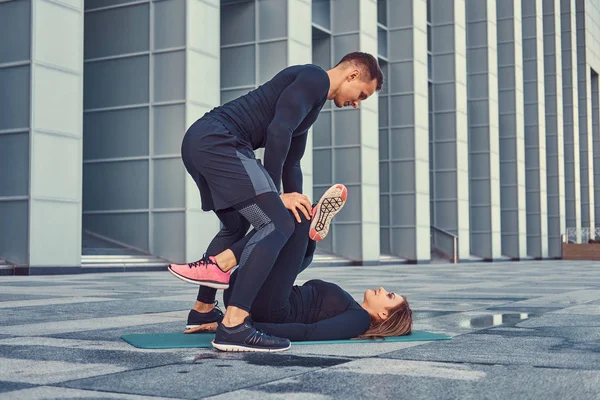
199;213;316;322
196;192;296;313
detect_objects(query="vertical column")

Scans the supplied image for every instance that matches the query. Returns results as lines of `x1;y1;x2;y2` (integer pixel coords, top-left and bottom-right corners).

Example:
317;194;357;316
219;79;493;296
592;71;600;231
83;2;153;255
0;0;83;272
311;0;336;253
323;0;380;263
289;0;314;202
467;0;502;259
384;0;430;262
30;0;83;272
543;0;566;256
576;0;595;235
497;0;528;258
378;0;391;255
151;0;198;263
430;0;470;260
184;0;221;261
522;0;549;258
0;0;33;267
561;0;581;240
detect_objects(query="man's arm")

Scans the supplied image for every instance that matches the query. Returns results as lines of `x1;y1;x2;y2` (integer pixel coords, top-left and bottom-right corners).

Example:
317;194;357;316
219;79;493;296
281;132;308;194
263;67;328;192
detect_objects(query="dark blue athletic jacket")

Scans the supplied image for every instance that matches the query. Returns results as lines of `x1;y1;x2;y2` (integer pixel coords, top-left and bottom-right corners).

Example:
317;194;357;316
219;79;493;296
253;279;372;341
206;64;330;194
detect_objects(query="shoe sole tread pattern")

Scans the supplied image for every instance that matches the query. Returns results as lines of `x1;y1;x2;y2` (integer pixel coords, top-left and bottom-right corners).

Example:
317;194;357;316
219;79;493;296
309;184;347;242
168;267;229;289
212;341;290;352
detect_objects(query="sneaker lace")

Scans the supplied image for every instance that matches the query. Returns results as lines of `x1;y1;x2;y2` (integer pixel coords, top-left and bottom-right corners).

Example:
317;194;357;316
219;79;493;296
246;329;268;346
187;254;211;268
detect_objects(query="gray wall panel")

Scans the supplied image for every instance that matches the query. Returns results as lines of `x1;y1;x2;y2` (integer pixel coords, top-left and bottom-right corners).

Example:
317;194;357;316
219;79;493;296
84;56;150;109
153;104;185;155
220;1;256;45
0;133;29;197
0;201;29;265
312;0;330;29
153;51;185;102
84;213;149;251
334;111;360;146
153;212;185;263
154;0;185;50
83;161;149;211
153;159;185;209
84;4;150;59
258;0;287;39
258;41;288;83
221;46;256;88
0;0;31;64
0;66;31;131
83;108;149;159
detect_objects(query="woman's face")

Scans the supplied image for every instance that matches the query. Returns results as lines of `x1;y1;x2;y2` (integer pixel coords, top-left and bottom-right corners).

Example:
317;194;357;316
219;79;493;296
363;287;405;319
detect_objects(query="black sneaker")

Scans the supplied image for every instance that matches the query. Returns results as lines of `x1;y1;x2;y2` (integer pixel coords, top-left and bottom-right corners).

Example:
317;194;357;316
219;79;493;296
186;302;224;330
212;316;291;352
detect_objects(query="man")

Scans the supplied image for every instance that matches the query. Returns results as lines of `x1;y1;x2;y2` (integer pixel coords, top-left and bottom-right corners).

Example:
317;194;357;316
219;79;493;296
169;52;384;352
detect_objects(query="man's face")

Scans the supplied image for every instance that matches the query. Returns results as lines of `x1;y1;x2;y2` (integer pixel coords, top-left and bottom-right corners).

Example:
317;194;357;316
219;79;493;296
333;71;377;108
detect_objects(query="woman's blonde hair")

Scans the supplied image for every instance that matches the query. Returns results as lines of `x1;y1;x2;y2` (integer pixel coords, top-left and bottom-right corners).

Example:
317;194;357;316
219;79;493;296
358;295;412;340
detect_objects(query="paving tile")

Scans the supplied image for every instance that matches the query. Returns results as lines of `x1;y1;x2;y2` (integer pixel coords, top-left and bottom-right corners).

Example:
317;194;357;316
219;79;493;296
214;359;600;400
379;331;600;369
0;300;191;326
3;386;179;400
0;381;37;394
0;311;186;336
284;341;425;358
0;293;57;302
62;353;353;399
0;343;195;369
0;296;119;310
0;358;127;384
49;321;186;342
550;304;600;315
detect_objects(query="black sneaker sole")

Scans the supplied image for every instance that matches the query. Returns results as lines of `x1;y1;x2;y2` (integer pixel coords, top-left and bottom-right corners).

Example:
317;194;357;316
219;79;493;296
212;341;291;353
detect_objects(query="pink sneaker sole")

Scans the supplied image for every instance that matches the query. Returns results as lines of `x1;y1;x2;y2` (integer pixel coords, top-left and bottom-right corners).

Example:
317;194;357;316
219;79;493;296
309;184;347;241
168;265;230;290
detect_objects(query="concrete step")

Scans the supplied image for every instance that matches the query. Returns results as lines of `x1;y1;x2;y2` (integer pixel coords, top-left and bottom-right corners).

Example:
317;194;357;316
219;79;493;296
0;259;15;275
81;255;168;271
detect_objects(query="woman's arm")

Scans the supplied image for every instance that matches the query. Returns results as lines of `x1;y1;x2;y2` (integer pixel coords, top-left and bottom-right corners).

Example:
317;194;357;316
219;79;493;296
253;308;371;341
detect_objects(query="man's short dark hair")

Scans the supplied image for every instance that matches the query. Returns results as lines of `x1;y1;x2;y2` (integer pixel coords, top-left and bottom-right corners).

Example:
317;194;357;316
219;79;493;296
335;52;384;91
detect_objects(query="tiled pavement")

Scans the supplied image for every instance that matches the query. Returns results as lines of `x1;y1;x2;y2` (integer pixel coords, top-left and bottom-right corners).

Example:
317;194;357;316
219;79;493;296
0;261;599;399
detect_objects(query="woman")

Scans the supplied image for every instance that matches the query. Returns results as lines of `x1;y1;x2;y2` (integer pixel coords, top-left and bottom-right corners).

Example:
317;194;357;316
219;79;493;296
184;204;413;350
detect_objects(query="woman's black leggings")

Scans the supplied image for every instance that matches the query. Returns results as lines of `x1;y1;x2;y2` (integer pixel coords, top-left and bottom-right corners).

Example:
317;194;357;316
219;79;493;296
199;212;316;322
228;215;315;322
197;192;295;312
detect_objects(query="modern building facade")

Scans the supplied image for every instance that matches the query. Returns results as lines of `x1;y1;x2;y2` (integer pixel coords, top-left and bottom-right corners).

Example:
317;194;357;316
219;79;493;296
1;0;600;274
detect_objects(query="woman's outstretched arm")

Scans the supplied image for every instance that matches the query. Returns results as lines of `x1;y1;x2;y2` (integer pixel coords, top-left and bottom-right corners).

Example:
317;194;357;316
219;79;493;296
253;308;371;341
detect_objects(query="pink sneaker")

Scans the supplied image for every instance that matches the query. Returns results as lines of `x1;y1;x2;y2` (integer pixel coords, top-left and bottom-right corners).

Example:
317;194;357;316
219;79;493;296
309;184;348;241
168;255;230;289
